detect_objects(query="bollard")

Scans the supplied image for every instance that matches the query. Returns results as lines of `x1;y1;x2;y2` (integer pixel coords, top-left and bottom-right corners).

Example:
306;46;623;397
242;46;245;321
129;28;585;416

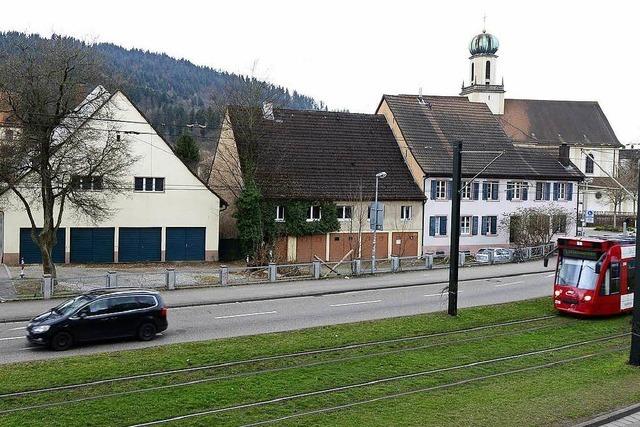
220;265;229;286
488;250;495;265
42;274;53;299
425;254;434;270
391;256;400;273
352;258;362;276
268;263;277;282
166;268;176;290
313;260;321;279
459;252;465;267
107;271;118;288
20;258;25;279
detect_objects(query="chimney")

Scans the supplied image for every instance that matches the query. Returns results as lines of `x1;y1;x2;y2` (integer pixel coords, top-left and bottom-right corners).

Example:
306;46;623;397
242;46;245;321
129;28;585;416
559;143;570;167
262;102;274;120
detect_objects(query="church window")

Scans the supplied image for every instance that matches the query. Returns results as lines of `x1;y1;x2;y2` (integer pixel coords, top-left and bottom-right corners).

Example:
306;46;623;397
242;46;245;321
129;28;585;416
471;63;474;82
485;60;491;80
585;153;594;174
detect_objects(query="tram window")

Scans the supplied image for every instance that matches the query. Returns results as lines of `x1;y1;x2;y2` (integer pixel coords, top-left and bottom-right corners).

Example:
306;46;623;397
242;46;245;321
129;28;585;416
605;262;620;295
628;261;636;292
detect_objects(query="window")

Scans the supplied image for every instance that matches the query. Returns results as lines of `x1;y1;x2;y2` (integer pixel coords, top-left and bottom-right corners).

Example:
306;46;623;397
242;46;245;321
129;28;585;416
108;296;139;313
485;60;491;80
461;182;472;200
507;182;528;201
337;205;352;221
628;261;636;292
471;63;475;83
535;182;551;201
429;216;447;237
72;175;103;191
481;216;498;236
307;205;321;222
400;206;412;221
557;183;566;200
135;295;157;309
483;181;499;201
436;180;447;200
135;177;165;192
460;216;472;235
602;262;621;296
585;153;594;174
275;205;285;222
85;299;110;316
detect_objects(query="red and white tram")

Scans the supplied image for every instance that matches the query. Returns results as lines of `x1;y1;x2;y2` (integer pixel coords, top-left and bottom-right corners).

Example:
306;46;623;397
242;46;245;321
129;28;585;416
550;236;636;316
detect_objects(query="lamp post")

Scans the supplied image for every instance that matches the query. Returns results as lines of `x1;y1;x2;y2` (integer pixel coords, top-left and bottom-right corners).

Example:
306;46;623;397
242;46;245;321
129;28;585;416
372;171;387;273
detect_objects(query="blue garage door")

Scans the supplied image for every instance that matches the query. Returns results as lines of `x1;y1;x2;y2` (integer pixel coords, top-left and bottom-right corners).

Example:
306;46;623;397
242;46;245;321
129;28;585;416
118;228;161;262
70;228;115;263
19;228;66;264
166;227;206;261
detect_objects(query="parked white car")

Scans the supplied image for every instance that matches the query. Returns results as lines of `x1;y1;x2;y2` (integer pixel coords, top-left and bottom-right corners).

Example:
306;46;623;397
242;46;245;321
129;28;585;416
474;248;513;264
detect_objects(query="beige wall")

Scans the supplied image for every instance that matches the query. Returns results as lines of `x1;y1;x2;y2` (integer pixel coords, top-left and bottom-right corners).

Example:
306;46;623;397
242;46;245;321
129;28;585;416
376;100;426;192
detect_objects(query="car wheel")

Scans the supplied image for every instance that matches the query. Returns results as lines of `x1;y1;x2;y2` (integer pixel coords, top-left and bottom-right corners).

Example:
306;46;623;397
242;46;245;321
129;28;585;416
50;331;73;351
137;322;157;341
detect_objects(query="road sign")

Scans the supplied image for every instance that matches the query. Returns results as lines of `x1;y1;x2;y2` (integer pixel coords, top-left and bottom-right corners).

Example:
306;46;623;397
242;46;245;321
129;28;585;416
369;202;384;231
585;210;594;224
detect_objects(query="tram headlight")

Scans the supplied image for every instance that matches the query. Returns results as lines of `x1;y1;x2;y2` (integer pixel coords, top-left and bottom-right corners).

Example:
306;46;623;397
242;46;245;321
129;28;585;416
584;295;592;302
554;290;561;297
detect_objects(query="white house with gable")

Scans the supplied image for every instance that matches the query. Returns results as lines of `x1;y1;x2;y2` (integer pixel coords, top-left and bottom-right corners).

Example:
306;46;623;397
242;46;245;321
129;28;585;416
0;87;223;265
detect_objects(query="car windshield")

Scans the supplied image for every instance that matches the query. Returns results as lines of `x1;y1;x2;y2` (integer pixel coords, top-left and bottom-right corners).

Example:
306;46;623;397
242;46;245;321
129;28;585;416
53;295;93;316
557;257;598;290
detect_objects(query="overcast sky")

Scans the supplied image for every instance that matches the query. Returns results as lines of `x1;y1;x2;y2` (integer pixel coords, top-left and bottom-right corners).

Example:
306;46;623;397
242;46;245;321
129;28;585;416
4;1;638;143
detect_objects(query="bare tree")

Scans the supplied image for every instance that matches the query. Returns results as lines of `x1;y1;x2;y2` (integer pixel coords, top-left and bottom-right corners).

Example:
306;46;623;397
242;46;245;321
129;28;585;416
0;36;135;278
500;205;574;247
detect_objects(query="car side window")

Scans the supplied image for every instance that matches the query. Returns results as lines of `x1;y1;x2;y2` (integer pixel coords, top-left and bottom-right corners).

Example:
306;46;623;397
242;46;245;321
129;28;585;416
87;299;110;316
135;295;157;308
108;296;139;314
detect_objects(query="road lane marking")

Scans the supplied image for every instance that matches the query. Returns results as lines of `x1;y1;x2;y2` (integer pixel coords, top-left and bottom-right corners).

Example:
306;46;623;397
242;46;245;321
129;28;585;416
330;300;382;307
495;281;524;287
546;274;555;277
214;311;277;319
7;326;26;331
424;291;464;297
0;336;23;341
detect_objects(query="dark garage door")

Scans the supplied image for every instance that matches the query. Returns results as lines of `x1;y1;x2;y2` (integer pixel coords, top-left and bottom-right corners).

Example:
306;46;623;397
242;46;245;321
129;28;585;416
118;228;161;262
70;228;115;263
20;228;66;264
166;227;205;261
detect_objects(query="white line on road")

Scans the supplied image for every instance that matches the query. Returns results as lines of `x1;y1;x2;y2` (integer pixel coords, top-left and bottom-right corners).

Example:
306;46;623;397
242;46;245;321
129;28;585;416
7;326;25;331
214;311;277;320
546;274;555;277
0;336;23;341
424;291;464;298
495;281;524;287
330;300;382;307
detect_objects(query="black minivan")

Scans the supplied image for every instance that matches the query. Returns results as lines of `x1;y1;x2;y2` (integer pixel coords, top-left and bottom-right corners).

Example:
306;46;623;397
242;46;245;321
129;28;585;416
26;289;168;350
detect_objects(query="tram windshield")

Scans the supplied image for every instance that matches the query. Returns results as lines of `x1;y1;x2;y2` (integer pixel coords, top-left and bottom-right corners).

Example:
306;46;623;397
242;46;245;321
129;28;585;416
557;257;599;290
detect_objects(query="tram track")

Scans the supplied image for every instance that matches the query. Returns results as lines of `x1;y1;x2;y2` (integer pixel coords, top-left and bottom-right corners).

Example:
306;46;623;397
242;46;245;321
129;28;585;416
0;314;557;399
127;334;629;426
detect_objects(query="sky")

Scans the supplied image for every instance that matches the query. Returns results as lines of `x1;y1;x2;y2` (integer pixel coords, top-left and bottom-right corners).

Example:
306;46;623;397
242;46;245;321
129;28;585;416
3;0;638;143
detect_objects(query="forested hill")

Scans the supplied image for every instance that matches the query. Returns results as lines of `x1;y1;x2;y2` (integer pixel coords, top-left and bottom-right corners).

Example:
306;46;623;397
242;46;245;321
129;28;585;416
0;32;323;147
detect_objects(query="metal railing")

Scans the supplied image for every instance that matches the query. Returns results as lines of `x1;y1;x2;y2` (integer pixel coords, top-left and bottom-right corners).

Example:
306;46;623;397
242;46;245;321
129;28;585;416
12;242;555;300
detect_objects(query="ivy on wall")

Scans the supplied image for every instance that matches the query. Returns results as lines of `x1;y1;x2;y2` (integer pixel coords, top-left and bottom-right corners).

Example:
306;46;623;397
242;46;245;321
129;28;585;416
267;200;340;237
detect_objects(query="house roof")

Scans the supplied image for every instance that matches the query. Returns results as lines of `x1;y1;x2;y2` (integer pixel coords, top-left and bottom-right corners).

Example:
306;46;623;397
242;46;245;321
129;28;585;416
587;176;635;192
499;99;621;148
227;107;425;201
379;94;583;181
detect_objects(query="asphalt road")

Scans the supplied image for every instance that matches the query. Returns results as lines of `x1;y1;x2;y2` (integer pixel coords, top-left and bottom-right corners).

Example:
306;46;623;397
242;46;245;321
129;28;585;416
0;270;556;365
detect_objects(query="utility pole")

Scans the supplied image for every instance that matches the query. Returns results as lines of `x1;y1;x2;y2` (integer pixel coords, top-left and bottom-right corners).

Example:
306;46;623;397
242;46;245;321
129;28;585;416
448;140;463;316
371;172;387;273
630;159;640;366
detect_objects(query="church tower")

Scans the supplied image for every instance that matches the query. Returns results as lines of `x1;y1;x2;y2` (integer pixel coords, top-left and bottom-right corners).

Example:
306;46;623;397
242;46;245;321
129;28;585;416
460;27;505;115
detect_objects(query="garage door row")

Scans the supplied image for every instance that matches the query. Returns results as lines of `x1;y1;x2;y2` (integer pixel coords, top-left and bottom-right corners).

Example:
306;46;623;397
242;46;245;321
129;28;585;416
19;227;206;264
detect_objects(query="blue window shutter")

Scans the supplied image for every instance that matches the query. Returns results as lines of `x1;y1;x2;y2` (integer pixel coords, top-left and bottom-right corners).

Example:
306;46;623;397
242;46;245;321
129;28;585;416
544;182;551;200
482;183;488;200
491;183;499;200
481;216;487;235
429;217;436;236
553;183;559;201
430;180;437;200
472;216;479;235
506;182;513;201
473;182;480;200
447;181;452;200
440;216;447;236
522;182;528;201
567;183;573;201
490;216;497;235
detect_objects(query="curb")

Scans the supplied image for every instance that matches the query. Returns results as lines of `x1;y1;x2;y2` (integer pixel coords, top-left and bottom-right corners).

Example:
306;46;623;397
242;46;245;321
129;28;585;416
573;403;640;427
0;268;553;323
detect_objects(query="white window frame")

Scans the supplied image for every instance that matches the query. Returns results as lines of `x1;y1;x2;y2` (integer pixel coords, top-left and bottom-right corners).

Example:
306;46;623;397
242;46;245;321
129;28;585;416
511;182;525;201
337;205;352;221
485;216;498;236
460;216;472;235
461;181;472;200
436;180;447;200
275;205;285;222
434;216;446;237
400;205;412;221
134;177;165;193
307;205;321;222
535;182;545;201
487;181;499;201
558;183;566;200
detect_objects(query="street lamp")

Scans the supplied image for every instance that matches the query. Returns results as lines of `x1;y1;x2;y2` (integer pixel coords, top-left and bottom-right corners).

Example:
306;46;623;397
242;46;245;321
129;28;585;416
372;171;387;273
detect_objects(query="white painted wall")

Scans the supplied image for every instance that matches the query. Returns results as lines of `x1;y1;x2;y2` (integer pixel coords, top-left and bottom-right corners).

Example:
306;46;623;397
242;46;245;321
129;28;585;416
0;91;221;264
423;177;578;253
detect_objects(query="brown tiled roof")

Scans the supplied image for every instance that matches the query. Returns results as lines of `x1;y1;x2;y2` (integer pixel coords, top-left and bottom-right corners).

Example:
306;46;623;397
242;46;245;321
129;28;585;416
499;99;621;147
381;95;583;181
587;176;635;191
227;108;424;201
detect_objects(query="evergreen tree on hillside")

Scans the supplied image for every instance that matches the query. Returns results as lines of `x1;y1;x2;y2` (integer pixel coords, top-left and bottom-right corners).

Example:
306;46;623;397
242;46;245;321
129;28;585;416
175;133;200;169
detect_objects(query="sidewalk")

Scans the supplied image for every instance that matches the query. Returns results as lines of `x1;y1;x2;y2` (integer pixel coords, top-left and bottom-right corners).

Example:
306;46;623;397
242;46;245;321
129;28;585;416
0;265;15;301
0;259;555;323
574;403;640;426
